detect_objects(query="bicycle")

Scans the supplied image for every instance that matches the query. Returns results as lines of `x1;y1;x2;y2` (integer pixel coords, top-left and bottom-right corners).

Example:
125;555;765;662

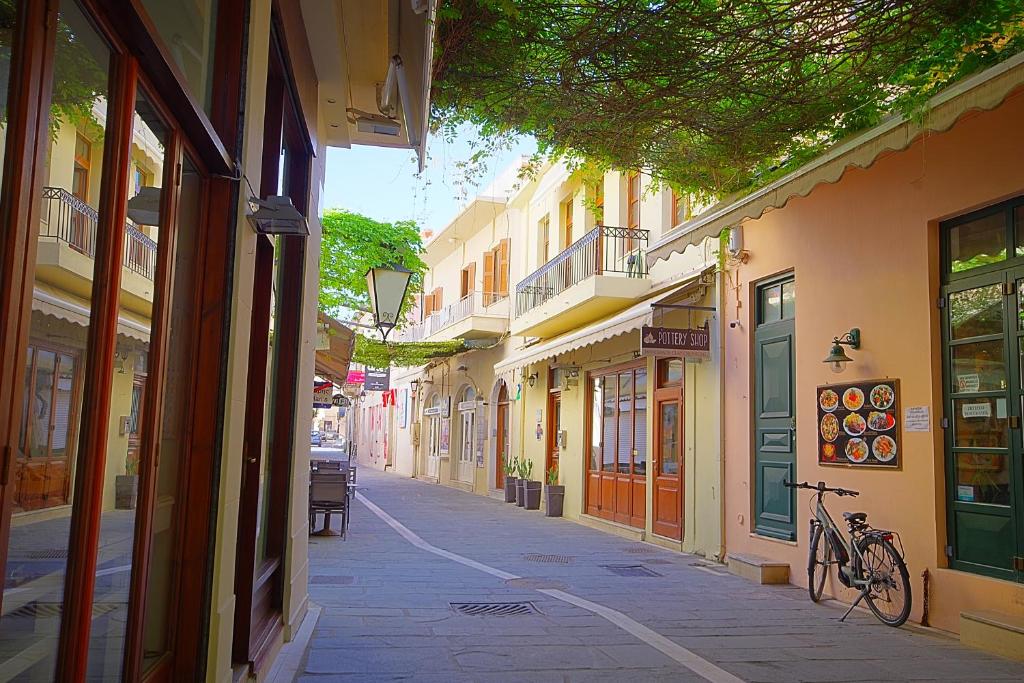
784;480;912;627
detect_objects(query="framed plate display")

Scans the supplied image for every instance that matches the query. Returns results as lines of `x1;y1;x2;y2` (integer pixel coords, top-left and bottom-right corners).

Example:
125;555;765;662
817;379;900;468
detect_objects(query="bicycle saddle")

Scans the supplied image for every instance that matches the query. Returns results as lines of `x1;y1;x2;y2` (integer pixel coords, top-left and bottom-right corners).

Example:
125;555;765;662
843;511;867;523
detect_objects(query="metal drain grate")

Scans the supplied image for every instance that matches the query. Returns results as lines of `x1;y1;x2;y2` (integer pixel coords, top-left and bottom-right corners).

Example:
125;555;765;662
623;544;655;554
7;602;120;619
644;558;674;565
450;602;538;616
25;549;68;560
602;564;662;577
309;575;354;585
523;553;574;564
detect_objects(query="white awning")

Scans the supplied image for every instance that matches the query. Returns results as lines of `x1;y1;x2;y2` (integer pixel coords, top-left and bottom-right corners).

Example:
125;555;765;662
32;286;150;343
494;269;711;373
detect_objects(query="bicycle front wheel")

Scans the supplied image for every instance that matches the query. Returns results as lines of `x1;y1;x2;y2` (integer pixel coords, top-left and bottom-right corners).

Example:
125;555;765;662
807;524;831;603
857;535;912;627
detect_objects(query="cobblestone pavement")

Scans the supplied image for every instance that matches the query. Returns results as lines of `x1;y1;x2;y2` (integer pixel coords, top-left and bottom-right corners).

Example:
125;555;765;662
299;469;1024;682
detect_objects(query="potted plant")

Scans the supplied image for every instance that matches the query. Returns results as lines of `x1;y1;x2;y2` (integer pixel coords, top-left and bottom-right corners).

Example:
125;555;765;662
515;458;532;507
544;465;564;517
115;451;139;510
503;455;518;503
524;462;542;510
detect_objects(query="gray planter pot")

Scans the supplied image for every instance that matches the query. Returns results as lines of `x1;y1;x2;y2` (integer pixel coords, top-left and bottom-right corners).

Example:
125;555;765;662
524;480;542;510
544;484;565;517
115;474;138;510
516;478;526;507
504;477;518;503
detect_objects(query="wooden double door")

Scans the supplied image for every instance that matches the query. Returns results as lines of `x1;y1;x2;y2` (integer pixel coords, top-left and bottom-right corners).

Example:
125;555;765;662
586;362;647;528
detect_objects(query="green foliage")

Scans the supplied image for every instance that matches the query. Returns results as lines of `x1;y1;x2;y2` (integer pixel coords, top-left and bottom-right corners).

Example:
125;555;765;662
319;209;426;317
433;1;1024;197
504;455;519;477
353;334;466;369
517;458;533;481
546;465;558;487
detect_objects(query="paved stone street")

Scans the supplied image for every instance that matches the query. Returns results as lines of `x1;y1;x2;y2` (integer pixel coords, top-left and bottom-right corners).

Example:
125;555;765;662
297;469;1024;682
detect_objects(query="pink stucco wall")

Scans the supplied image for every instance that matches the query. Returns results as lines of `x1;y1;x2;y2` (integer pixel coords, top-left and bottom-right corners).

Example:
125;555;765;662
723;87;1024;633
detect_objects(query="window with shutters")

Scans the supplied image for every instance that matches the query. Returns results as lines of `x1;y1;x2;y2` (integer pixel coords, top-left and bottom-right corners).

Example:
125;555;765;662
671;191;691;227
460;263;476;299
483;239;509;306
627;172;641;251
539;216;550;266
562;197;574;248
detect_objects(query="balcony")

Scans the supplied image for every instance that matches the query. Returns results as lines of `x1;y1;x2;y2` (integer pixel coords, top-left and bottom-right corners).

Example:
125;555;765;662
35;187;158;313
512;225;651;338
395;291;509;343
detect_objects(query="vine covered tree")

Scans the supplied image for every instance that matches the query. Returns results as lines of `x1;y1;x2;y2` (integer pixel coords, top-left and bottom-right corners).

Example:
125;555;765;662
432;0;1024;195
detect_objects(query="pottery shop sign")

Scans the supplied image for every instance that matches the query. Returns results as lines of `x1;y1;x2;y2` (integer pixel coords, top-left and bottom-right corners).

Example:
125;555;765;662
363;368;390;391
640;324;710;359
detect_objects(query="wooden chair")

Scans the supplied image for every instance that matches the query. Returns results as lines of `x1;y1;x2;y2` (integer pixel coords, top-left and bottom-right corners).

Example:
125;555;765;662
309;470;349;538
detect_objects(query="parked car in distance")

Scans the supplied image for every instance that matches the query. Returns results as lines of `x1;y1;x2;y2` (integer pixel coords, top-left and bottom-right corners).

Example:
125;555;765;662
311;430;322;446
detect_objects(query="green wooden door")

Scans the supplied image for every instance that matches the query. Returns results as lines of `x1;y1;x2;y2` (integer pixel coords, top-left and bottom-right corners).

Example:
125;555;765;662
943;267;1024;581
754;277;797;540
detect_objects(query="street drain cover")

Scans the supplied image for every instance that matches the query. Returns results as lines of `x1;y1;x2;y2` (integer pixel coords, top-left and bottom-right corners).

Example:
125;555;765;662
623;544;656;554
602;564;662;577
450;602;538;616
25;549;68;560
523;553;574;564
644;558;674;565
309;575;354;585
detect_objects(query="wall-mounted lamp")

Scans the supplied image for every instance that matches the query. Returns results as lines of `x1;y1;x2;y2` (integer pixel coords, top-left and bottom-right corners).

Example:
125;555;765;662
247;195;309;236
127;186;161;226
456;363;469;373
823;328;860;374
527;372;538;387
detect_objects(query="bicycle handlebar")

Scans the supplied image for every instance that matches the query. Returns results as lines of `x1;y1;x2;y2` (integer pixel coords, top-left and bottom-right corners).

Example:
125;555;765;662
784;480;859;497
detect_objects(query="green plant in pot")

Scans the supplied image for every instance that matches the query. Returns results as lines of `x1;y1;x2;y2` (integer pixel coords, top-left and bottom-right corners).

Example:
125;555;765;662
544;465;564;517
115;450;139;510
523;460;542;510
515;458;532;507
503;455;518;503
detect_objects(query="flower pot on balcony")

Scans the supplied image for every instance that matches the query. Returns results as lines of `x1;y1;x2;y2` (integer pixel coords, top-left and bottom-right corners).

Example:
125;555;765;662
516;478;526;507
544;484;565;517
504;477;518;503
115;474;138;510
524;480;542;510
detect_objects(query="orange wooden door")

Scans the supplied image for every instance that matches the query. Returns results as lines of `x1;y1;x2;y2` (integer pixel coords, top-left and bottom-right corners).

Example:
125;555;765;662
653;393;683;539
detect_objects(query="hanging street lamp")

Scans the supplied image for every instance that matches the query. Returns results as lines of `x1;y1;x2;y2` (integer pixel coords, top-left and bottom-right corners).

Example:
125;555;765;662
366;263;413;341
823;328;861;374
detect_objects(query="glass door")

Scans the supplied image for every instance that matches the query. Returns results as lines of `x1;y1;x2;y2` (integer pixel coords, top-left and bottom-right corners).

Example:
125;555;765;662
944;269;1023;581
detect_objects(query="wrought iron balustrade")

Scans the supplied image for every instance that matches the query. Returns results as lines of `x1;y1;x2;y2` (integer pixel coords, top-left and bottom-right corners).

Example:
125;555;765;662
515;225;648;317
40;186;158;280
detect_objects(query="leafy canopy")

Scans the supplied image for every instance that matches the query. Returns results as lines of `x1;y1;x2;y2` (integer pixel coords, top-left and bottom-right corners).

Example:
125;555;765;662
433;1;1024;196
353;334;466;368
319;209;426;316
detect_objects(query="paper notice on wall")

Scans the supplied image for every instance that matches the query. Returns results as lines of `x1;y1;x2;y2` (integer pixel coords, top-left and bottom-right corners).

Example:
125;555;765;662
957;485;975;502
961;402;992;419
956;373;980;393
904;406;930;432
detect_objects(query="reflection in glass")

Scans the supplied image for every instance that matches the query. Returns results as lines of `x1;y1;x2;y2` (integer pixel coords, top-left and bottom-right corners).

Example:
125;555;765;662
781;280;795;319
949;211;1006;273
633;370;647;475
602;376;615;471
86;87;168;678
1016;205;1024;258
617;373;633;474
955;452;1010;505
139;0;219;115
660;358;683;385
951;340;1005;392
0;1;109;678
953;398;1007;449
660;402;680;475
142;157;201;672
761;284;781;323
949;285;1003;340
590;378;601;471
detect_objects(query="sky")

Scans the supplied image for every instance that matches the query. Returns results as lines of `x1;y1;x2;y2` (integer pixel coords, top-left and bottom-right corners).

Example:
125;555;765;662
321;124;536;236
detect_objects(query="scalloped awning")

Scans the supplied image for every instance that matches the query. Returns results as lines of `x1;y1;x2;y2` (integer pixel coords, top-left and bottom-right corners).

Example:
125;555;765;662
647;51;1024;264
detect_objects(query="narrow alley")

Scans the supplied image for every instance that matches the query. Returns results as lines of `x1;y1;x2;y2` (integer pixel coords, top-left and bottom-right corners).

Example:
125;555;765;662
291;470;1024;682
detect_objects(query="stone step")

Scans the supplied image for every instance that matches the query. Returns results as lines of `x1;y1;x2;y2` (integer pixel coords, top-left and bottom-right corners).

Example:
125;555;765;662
726;552;790;585
960;610;1024;661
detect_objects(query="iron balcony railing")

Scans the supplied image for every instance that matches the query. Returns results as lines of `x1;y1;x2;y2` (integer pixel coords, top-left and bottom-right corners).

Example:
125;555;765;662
40;186;158;280
515;225;648;317
394;291;507;342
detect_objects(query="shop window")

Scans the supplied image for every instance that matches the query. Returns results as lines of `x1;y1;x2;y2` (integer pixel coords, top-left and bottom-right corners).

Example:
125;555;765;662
658;358;684;386
949;210;1007;273
139;0;219;115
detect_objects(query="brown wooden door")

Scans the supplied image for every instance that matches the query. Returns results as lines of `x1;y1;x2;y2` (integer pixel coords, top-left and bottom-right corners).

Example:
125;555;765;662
546;391;561;478
495;384;508;488
653;392;683;539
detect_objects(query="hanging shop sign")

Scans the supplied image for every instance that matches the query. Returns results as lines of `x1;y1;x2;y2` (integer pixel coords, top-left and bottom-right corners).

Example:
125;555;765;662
364;368;390;391
346;370;365;385
332;394;351;408
640;324;710;359
313;381;333;409
817;379;900;468
424;396;451;418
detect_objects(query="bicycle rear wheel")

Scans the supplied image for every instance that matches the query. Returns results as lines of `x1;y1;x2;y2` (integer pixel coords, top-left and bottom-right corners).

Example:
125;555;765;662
807;524;831;603
857;535;911;626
